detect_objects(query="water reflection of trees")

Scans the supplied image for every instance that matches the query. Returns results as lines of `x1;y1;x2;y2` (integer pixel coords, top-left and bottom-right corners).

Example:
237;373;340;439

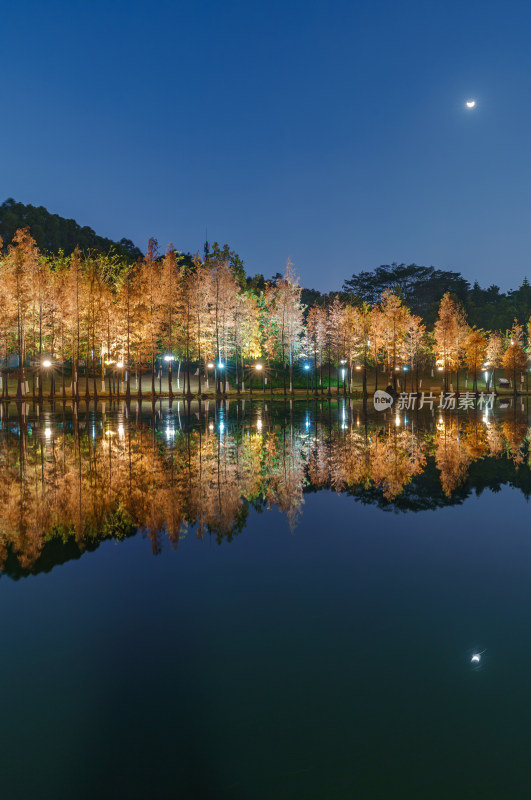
1;403;531;576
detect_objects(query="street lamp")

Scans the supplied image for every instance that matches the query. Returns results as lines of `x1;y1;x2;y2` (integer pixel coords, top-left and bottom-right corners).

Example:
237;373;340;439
115;361;124;396
216;362;225;394
304;363;311;394
254;363;264;393
41;359;53;400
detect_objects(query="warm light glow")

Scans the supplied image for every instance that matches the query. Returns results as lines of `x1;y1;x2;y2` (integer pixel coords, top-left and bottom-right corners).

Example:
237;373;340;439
116;361;124;369
437;366;444;372
395;414;400;426
42;359;52;368
164;354;175;361
44;427;52;439
257;418;263;431
340;359;347;364
118;424;124;438
254;363;263;371
355;365;361;371
207;362;214;369
104;359;115;365
208;422;214;430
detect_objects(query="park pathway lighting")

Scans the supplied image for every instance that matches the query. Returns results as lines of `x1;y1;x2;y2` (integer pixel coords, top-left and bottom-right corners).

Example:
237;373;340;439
163;354;175;392
304;363;311;394
41;359;55;399
215;362;225;394
253;362;265;393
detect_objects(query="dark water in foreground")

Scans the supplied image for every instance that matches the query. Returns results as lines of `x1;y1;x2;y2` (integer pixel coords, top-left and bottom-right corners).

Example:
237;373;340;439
2;399;531;799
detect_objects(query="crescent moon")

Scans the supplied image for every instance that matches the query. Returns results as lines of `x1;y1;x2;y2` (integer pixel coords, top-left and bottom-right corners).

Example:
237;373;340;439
466;100;476;108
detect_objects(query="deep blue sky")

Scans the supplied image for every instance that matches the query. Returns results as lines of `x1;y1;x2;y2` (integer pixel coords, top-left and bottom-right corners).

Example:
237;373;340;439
3;0;531;291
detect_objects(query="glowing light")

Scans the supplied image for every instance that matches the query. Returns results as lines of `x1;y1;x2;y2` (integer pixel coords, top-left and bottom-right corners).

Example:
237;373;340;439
209;422;214;430
118;424;124;438
438;416;443;424
437;366;444;372
471;654;481;664
257;418;263;431
466;99;476;108
367;340;371;346
355;365;361;371
219;421;225;433
116;361;124;369
44;427;52;439
304;364;310;371
254;363;263;371
217;362;225;369
105;430;114;437
164;354;175;362
42;360;52;368
340;359;347;364
395;414;400;426
341;369;346;379
207;362;214;369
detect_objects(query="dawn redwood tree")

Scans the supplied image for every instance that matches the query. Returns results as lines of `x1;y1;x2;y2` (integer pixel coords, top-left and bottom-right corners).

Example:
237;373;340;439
485;332;504;392
208;261;238;394
306;305;327;394
267;261;305;394
401;314;426;393
464;329;487;394
326;296;346;395
142;239;162;397
378;289;410;388
433;293;467;392
5;228;39;399
503;342;527;396
66;248;83;400
160;245;179;397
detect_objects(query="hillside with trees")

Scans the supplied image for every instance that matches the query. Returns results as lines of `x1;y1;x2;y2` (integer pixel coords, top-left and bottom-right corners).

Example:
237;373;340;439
0;198;143;261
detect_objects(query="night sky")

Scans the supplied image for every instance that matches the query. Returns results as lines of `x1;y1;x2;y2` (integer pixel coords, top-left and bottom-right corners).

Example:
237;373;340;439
3;0;531;291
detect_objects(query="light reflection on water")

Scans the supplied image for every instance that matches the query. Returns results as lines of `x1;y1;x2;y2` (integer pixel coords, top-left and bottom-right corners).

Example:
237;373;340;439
1;398;531;577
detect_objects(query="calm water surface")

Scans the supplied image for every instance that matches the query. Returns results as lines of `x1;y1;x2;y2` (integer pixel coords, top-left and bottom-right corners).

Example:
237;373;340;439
1;399;531;799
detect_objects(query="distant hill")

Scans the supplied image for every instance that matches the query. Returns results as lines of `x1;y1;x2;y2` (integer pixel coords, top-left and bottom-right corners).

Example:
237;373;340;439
0;198;143;261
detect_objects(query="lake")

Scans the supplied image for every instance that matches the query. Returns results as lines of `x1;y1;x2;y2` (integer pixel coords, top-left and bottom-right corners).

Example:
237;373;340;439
1;398;531;799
